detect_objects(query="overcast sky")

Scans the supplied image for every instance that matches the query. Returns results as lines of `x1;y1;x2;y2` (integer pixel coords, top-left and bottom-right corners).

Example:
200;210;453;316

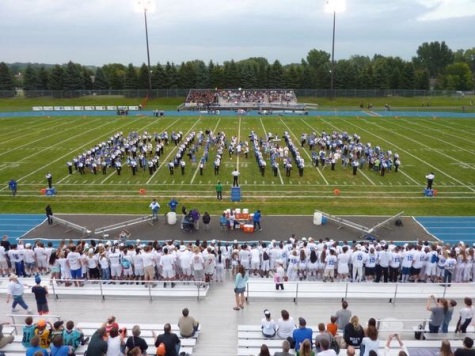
2;0;475;67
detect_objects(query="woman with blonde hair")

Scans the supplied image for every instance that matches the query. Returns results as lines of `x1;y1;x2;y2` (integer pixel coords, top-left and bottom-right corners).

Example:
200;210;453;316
343;315;364;347
297;339;314;356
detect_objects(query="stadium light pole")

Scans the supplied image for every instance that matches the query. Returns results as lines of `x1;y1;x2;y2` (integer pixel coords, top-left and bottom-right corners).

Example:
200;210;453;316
325;0;346;95
135;0;155;97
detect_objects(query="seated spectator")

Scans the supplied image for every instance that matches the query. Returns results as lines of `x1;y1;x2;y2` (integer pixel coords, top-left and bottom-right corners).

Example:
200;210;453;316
125;325;148;356
63;320;89;350
277;310;296;339
454;336;475;356
178;308;199;338
326;316;338;337
316;338;336;356
259;343;272;356
274;340;293;356
292;317;313;352
25;336;48;356
104;316;119;334
153;323;181;356
0;321;14;349
50;335;72;356
107;327;125;356
50;320;65;347
440;339;454;356
261;309;278;338
315;323;332;352
22;316;36;347
346;346;356;356
343;315;364;347
85;327;108;356
360;325;379;356
298;338;315;356
34;319;52;349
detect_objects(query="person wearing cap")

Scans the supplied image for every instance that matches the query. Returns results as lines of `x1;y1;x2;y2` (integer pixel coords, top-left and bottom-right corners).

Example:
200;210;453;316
31;274;49;315
261;310;278;338
35;319;53;349
425;172;435;190
292;317;313;352
6;274;33;314
50;320;65;347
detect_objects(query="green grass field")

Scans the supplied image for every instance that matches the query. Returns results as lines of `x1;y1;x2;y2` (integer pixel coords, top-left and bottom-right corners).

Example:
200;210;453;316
0;111;474;216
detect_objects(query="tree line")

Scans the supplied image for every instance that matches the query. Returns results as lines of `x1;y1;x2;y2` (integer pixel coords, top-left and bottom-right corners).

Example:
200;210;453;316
0;41;474;98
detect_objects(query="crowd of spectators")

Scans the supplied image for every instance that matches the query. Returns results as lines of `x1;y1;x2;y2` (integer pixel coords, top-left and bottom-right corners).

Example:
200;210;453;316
256;302;475;356
185;89;297;108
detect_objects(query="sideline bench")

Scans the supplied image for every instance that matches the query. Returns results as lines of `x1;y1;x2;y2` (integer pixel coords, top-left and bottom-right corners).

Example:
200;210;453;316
412;324;475;340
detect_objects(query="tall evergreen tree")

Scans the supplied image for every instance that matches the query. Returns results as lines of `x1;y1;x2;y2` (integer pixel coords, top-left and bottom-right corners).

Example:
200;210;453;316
23;64;39;90
124;64;138;89
151;62;167;89
94;67;109;90
165;62;178;89
138;63;150;90
48;65;64;91
0;62;15;97
268;60;284;88
63;61;84;97
37;67;49;90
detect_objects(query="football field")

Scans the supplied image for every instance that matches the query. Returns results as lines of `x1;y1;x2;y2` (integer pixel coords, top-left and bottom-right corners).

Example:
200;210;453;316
0;112;474;216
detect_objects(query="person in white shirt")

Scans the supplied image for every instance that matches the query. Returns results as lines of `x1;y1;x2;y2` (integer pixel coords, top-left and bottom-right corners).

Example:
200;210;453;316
160;247;176;288
456;297;474;333
204;247;216;283
351;246;365;282
34;242;48;275
66;246;82;286
337;246;350;282
425;246;439;283
132;248;144;283
411;245;425;283
261;310;278;338
276;310;296;339
108;247;122;282
250;245;261;276
141;246;157;287
23;244;36;277
400;246;414;283
191;246;205;286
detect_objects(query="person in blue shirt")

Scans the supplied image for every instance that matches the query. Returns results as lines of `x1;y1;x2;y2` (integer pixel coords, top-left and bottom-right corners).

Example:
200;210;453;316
253;210;262;231
8;179;17;196
168;198;179;212
292;317;313;352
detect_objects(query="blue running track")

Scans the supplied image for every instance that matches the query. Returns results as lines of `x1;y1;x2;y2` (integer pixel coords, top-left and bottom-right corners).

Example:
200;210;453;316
415;217;475;246
0;214;45;241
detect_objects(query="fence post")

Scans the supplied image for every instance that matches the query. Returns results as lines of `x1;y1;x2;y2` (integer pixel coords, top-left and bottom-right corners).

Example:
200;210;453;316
294;282;299;304
344;281;348;301
99;280;105;302
392;283;398;305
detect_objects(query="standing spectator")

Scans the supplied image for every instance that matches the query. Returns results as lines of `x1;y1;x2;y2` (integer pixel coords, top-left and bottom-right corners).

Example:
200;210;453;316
215;181;223;200
46;173;53;189
335;301;352;330
233;264;248;310
31;275;49;315
6;274;32;313
45;205;53;225
67;245;83;287
8;179;17;196
454;337;475;356
149;199;160;222
292;317;313;352
232;168;240;186
456;297;474;333
167;198;179;212
202;212;211;230
425;172;435;190
274;260;285;290
253;209;262;231
154;323;181;356
442;299;458;333
427;295;448;333
178;308;199;338
86;327;108;356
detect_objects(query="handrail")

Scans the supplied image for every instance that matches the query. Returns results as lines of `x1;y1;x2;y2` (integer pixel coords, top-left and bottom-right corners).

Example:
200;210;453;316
47;278;208;302
6;314;62;335
52;216;91;237
95;215;153;236
245;280;473;305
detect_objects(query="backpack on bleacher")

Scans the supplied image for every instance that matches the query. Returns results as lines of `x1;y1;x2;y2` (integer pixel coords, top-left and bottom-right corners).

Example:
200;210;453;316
156;342;166;356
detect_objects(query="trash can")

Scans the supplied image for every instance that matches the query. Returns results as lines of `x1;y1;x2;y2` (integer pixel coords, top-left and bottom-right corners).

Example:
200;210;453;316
313;212;323;225
167;212;177;225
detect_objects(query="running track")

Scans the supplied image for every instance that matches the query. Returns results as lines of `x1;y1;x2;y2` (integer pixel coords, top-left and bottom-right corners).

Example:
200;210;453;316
1;214;473;246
